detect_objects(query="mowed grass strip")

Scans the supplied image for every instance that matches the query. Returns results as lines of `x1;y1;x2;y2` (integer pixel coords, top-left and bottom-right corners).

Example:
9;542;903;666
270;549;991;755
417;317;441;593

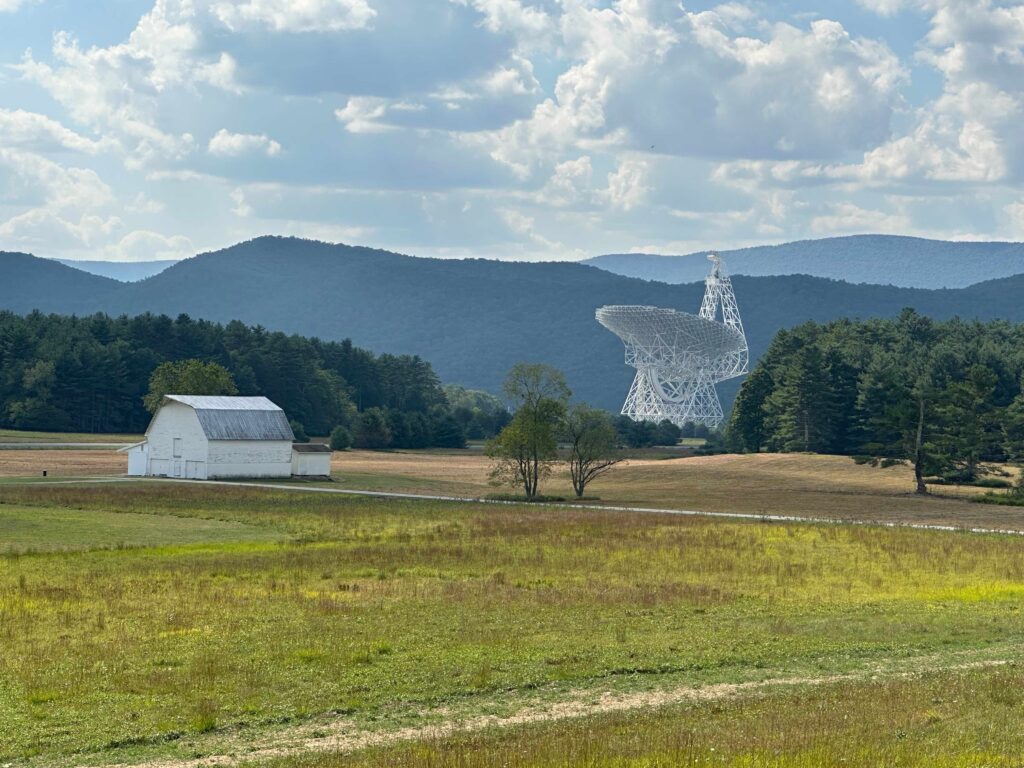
1;483;1024;763
251;664;1024;768
0;505;282;554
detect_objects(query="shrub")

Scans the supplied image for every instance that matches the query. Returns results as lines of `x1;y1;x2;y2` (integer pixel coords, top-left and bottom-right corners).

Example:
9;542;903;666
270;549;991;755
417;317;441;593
290;420;310;443
329;426;352;451
354;408;392;450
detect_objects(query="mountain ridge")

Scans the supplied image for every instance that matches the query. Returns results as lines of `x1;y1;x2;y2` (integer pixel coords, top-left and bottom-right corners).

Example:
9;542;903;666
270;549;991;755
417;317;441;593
585;234;1024;289
5;236;1024;412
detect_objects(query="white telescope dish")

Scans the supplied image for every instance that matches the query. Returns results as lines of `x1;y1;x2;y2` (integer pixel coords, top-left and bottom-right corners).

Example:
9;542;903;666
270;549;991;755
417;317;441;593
596;254;748;429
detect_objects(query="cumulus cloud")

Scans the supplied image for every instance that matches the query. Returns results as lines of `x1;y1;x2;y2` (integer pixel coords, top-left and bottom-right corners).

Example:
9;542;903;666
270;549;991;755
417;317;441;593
335;97;397;134
15;1;249;168
1005;200;1024;238
104;229;195;261
538;156;593;206
0;148;113;211
0;109;111;155
211;0;376;32
809;202;910;236
452;0;552;49
598;158;650;212
710;0;1024;191
478;4;906;180
0;0;30;11
208;128;282;157
0;210;122;251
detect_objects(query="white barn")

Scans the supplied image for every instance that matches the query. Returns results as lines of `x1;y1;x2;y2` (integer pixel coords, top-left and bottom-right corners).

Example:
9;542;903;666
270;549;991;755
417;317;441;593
124;395;296;479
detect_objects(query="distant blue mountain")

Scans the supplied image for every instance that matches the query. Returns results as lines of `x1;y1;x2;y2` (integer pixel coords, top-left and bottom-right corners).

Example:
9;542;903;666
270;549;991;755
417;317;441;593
53;258;180;282
585;235;1024;289
7;237;1024;412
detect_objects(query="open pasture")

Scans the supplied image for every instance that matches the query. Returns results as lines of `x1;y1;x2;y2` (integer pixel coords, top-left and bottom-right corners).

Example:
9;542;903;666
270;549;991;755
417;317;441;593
331;450;1022;529
1;437;1020;531
255;663;1024;768
2;481;1024;765
0;448;127;478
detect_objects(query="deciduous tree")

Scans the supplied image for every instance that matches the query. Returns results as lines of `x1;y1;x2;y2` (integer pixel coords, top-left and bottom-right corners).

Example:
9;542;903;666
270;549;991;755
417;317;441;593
143;359;238;413
562;404;621;498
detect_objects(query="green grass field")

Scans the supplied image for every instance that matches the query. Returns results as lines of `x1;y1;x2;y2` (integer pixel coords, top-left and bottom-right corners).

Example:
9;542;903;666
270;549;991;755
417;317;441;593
254;664;1024;767
1;480;1024;766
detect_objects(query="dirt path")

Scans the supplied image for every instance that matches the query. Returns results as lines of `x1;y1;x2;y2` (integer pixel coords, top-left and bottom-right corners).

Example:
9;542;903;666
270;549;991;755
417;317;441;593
93;652;1015;768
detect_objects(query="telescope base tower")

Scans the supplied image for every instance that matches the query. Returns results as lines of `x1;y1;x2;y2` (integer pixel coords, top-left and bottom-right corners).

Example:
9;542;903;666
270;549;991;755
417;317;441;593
621;367;724;429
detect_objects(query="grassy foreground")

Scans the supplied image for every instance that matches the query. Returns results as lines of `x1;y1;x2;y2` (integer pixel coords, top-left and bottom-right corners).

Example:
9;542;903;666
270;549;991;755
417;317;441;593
254;664;1024;767
2;482;1024;765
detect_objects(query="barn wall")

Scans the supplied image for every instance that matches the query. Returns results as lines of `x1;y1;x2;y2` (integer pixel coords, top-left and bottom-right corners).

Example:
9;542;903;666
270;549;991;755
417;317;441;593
146;402;208;477
126;445;148;476
207;440;293;478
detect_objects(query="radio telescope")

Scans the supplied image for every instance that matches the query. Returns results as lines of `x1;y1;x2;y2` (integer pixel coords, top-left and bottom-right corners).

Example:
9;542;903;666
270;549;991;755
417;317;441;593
596;254;748;429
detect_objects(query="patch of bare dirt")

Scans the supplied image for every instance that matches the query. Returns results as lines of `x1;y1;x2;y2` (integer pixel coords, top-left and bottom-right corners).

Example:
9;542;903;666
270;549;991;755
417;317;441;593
99;654;1012;768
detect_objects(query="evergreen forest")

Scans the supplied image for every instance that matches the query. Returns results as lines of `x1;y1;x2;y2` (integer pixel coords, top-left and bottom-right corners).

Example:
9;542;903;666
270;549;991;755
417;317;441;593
728;310;1024;488
0;310;507;446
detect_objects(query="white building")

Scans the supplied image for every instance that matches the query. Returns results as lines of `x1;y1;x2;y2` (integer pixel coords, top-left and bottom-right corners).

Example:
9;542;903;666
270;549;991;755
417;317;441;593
123;395;296;479
291;443;333;477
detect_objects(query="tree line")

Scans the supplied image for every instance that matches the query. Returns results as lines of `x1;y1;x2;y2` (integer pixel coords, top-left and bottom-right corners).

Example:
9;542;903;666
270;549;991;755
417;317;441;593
727;310;1024;493
0;310;507;447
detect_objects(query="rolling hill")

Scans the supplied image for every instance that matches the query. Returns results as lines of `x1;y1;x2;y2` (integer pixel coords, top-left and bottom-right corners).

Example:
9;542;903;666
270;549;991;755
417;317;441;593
5;236;1024;412
586;235;1024;289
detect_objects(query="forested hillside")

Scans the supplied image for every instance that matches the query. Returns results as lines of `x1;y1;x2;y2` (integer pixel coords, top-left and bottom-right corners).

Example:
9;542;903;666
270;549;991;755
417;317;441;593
729;311;1024;489
6;237;1024;411
587;235;1024;289
0;311;504;443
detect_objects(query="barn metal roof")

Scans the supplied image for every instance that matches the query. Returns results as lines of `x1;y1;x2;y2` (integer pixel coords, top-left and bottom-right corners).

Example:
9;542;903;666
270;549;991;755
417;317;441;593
292;443;332;453
163;395;295;441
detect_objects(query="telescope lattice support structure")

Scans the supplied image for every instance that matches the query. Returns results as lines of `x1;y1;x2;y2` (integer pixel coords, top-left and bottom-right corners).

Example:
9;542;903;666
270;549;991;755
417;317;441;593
596;254;748;430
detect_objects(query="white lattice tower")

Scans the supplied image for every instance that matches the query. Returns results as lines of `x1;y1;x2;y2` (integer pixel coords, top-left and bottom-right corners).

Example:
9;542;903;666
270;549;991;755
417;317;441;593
699;253;748;375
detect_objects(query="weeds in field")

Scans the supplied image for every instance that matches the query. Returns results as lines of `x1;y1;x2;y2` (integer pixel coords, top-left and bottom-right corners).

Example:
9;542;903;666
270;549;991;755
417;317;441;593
1;483;1024;763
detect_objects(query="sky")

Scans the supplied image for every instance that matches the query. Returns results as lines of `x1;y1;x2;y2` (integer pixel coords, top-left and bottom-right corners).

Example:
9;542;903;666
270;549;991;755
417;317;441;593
1;0;1023;262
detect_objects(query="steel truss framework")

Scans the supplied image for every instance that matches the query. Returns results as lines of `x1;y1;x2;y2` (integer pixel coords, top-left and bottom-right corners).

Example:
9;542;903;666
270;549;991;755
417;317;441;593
596;254;748;429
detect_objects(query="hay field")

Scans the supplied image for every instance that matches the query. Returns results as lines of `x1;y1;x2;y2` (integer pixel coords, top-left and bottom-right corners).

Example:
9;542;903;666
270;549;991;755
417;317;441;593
2;482;1024;766
333;450;1022;529
0;448;127;477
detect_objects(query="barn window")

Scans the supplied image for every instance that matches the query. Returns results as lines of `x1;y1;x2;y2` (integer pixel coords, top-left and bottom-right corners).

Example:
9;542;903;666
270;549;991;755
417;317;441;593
173;438;182;458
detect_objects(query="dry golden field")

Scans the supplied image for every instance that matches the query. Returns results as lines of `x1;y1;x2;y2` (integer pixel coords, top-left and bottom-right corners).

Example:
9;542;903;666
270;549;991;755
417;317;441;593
0;443;1020;530
0;448;127;477
332;449;1024;529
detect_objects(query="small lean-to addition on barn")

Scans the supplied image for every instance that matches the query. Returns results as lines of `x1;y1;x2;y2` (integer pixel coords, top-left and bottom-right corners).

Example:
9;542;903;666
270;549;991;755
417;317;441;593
291;443;333;477
122;395;297;479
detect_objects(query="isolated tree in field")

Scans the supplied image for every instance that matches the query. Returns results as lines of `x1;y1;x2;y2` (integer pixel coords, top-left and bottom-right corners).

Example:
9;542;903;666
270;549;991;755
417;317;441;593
143;359;237;413
354;407;392;449
562;404;621;498
488;363;570;499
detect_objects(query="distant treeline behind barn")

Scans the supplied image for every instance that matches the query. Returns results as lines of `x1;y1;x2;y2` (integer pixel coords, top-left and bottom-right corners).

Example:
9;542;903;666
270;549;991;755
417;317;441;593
0;311;508;445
